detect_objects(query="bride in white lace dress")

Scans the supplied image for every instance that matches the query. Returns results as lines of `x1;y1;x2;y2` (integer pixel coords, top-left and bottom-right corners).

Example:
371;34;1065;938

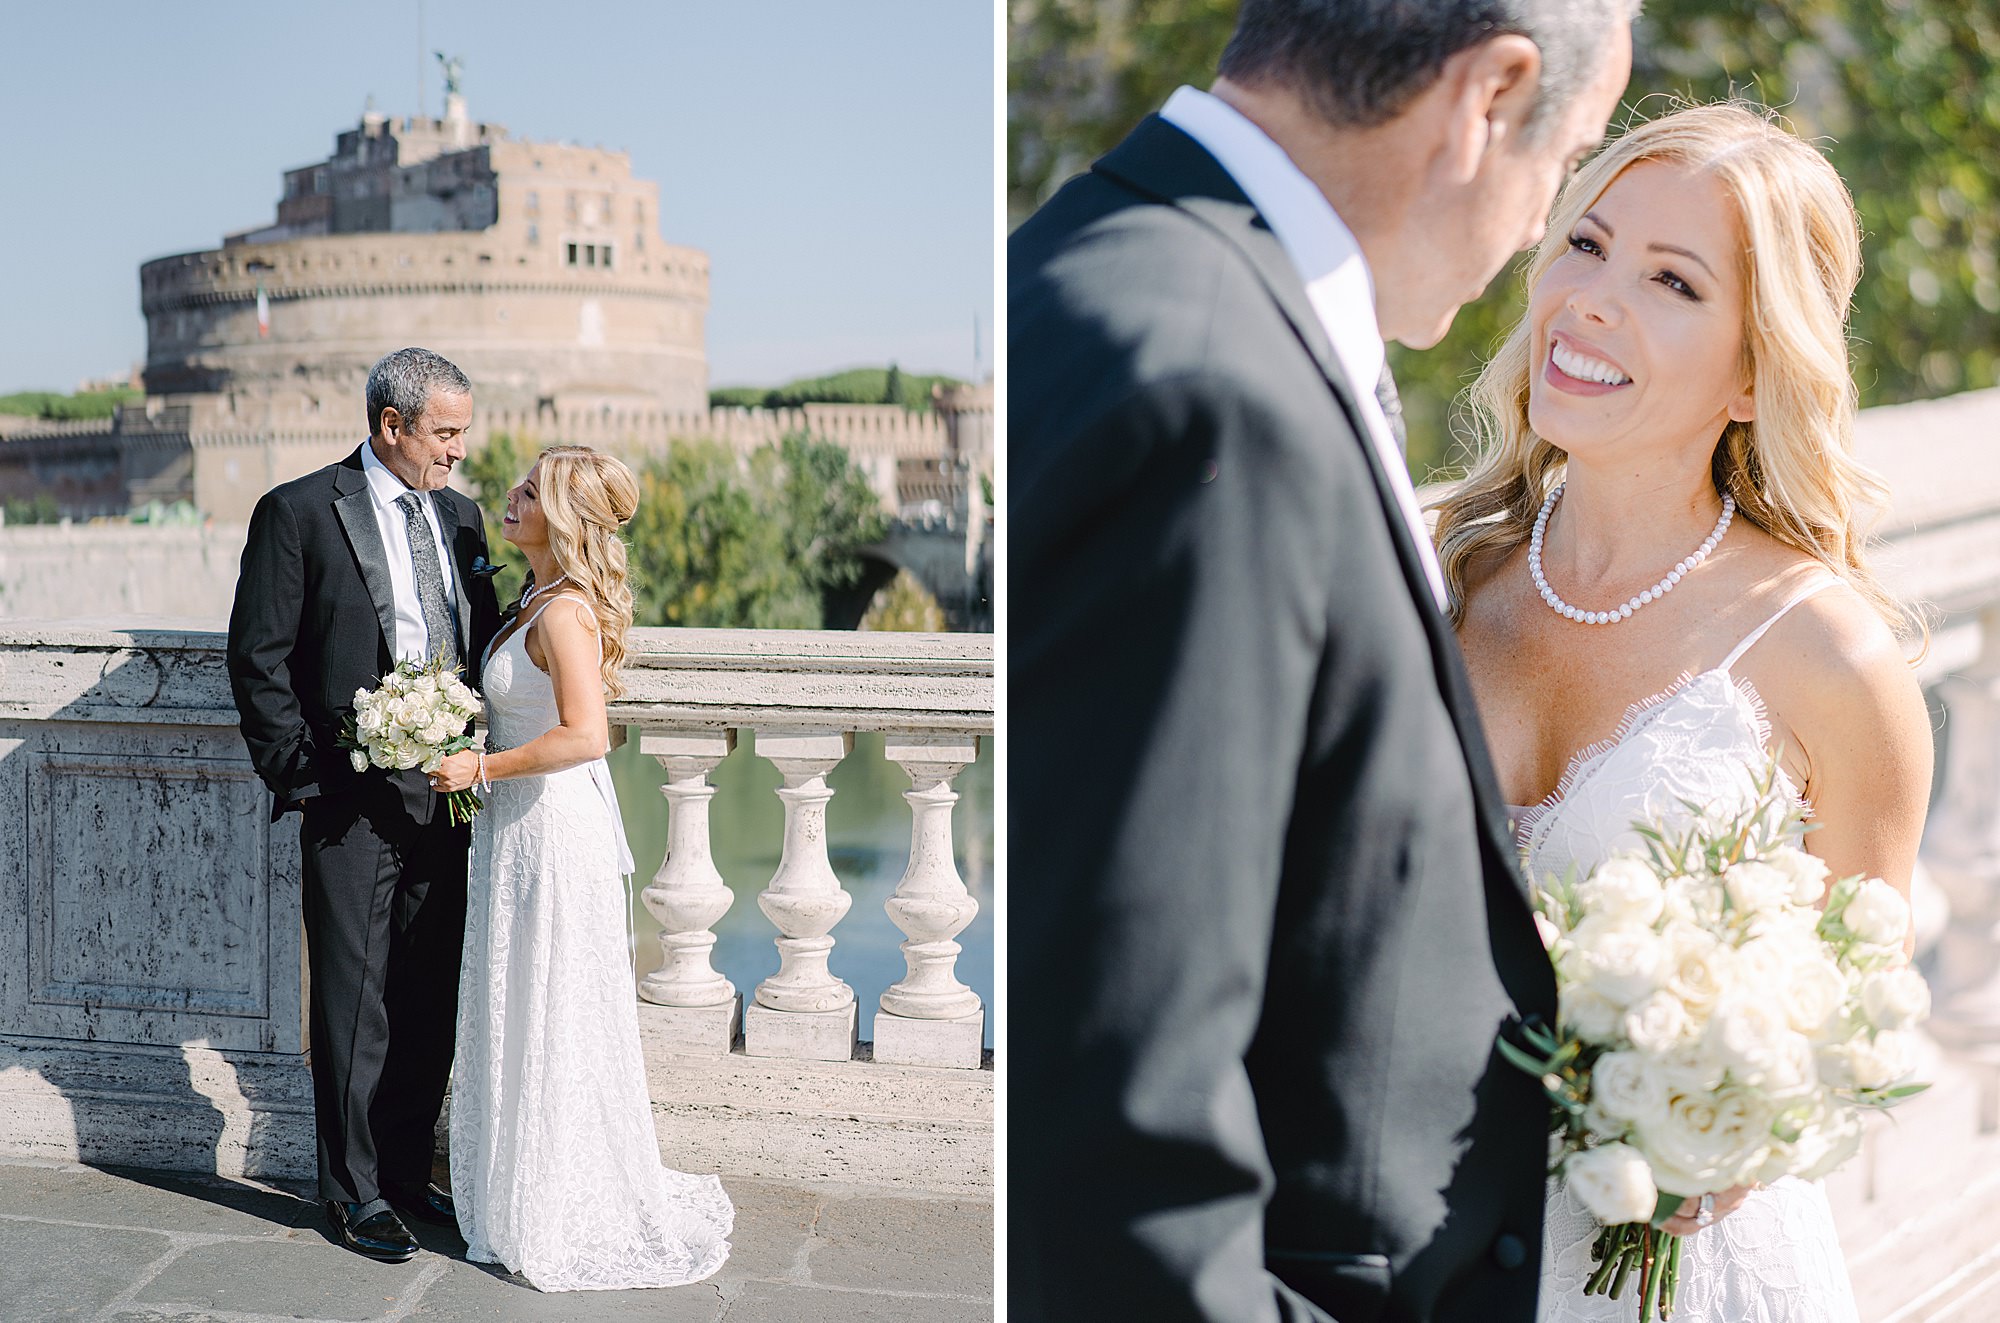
1433;105;1931;1321
432;445;732;1291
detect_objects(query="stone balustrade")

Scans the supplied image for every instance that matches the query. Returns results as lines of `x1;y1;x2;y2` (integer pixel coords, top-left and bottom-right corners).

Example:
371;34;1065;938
0;621;990;1181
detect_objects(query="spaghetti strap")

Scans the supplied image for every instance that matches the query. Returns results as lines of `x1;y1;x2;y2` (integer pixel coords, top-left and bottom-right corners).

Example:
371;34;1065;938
518;591;594;639
1717;575;1842;672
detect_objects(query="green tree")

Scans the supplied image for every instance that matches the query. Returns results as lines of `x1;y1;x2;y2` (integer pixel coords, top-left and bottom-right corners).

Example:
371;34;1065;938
708;367;968;413
459;431;531;603
627;432;889;629
861;569;948;631
2;493;62;525
1009;1;2000;479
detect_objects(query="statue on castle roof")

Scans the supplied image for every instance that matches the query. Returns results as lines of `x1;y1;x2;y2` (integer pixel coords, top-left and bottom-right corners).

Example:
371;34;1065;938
435;52;464;99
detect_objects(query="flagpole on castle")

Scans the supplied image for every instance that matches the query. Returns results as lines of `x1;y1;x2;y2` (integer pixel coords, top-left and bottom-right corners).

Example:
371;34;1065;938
416;0;426;120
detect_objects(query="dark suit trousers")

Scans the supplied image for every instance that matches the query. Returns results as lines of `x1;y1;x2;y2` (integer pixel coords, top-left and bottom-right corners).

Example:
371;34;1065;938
299;781;467;1205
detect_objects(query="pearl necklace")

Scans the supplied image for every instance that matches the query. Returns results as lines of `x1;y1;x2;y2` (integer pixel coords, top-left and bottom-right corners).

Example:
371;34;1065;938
520;573;570;609
1530;483;1734;625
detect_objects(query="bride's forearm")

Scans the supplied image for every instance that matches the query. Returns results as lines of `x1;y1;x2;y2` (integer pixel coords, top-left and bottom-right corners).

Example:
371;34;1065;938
481;724;607;781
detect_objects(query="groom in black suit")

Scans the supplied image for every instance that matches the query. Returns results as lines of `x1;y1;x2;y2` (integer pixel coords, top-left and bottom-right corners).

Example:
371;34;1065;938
1011;2;1632;1319
227;347;501;1262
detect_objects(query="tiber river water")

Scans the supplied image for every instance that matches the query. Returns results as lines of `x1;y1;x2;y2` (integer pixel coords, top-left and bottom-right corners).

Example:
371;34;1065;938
605;731;995;1049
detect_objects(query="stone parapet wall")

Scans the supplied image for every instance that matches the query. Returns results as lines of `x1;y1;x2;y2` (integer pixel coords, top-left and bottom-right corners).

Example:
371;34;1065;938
0;622;993;1183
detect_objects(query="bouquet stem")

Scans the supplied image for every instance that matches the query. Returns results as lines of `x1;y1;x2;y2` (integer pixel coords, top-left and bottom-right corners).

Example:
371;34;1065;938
1588;1224;1683;1320
445;788;483;826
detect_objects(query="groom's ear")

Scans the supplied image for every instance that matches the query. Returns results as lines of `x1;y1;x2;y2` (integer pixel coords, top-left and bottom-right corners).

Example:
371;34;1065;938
379;405;406;444
1433;34;1542;185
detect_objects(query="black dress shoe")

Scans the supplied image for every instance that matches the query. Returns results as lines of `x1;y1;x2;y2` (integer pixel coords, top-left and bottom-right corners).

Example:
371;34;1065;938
326;1201;419;1262
383;1182;457;1227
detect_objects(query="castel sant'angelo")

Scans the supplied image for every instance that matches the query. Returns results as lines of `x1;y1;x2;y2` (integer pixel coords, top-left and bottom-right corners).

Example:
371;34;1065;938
1;83;988;523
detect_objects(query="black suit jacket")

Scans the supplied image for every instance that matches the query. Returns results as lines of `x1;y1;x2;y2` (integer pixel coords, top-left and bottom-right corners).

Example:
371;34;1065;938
226;444;502;822
1010;117;1559;1323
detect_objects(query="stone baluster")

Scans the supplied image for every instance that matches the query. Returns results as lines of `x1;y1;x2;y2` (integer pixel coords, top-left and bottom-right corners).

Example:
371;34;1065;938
636;729;740;1054
1924;621;2000;1132
873;735;985;1068
744;729;858;1061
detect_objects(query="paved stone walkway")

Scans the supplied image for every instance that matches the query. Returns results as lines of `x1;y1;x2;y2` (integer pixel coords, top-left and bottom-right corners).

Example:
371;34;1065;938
0;1159;992;1322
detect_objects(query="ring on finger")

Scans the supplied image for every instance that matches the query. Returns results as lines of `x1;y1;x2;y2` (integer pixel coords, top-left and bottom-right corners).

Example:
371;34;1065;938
1694;1193;1716;1228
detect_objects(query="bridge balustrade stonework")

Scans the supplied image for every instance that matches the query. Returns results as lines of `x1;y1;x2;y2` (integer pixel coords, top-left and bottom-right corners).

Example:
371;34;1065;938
0;623;993;1193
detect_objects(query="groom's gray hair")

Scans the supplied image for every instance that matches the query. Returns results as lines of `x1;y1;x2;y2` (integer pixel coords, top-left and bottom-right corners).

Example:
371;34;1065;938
1219;0;1640;141
365;346;473;435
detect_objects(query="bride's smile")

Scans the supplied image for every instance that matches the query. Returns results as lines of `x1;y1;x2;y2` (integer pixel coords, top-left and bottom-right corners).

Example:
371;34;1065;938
1526;159;1756;470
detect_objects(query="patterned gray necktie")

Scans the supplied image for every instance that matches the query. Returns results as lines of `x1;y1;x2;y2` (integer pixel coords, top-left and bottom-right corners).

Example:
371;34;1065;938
395;491;460;669
1375;361;1408;455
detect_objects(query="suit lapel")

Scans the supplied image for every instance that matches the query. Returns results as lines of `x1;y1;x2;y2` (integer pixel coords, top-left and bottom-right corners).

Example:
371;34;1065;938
332;448;400;662
1098;118;1526;901
431;491;472;663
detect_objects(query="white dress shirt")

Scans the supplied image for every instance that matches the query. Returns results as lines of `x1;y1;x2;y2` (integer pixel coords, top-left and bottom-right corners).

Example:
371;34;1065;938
359;440;459;662
1160;85;1449;612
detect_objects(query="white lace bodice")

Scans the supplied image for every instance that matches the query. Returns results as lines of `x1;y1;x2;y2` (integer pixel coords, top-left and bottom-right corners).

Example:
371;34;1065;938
1511;578;1858;1323
480;605;565;755
1513;667;1798;890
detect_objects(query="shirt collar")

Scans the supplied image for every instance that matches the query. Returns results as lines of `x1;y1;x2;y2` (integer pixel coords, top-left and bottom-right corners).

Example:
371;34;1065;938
360;439;423;512
1159;86;1386;397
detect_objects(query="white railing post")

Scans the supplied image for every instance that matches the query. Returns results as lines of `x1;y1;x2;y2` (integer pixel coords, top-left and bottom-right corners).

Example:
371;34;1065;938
1923;624;2000;1130
636;728;740;1053
743;729;858;1062
873;735;985;1068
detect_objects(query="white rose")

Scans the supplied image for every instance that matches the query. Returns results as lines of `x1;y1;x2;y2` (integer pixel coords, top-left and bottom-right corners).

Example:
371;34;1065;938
1796;1110;1866;1182
1843;880;1910;947
411;674;439;697
356;706;386;737
1565;1143;1660;1225
1708;1086;1780;1184
1665;873;1728;928
1734;934;1801;990
349;749;369;773
1561;983;1626;1045
1861;967;1932;1031
421;716;457;746
1706;995;1789;1084
1579;857;1667;927
1623;990;1693;1054
1634;1095;1738;1197
1778;954;1849;1038
1844;1029;1921;1091
390;740;425;770
1769;847;1832;906
1656;1041;1727;1095
1761;1031;1821;1101
1724;862;1794;918
1664;925;1735;1021
1592;1050;1670;1125
1569;918;1670;1008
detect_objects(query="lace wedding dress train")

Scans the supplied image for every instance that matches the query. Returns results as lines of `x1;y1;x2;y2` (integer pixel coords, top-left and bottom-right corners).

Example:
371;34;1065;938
451;594;733;1291
1513;580;1859;1323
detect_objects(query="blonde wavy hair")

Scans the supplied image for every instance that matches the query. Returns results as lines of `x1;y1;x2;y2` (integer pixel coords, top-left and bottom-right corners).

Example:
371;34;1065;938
1432;101;1908;637
519;445;639;700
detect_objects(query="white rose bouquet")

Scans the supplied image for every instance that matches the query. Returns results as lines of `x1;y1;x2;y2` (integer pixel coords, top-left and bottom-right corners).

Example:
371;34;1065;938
1501;759;1929;1319
335;655;486;825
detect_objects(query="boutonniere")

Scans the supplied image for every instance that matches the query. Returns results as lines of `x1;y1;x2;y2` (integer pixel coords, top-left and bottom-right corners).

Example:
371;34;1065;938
468;556;504;578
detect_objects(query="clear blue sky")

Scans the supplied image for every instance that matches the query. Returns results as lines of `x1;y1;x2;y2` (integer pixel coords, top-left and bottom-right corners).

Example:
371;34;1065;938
0;2;994;393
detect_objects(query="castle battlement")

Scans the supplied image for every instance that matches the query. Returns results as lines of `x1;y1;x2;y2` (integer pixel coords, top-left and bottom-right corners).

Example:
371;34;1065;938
140;92;709;414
